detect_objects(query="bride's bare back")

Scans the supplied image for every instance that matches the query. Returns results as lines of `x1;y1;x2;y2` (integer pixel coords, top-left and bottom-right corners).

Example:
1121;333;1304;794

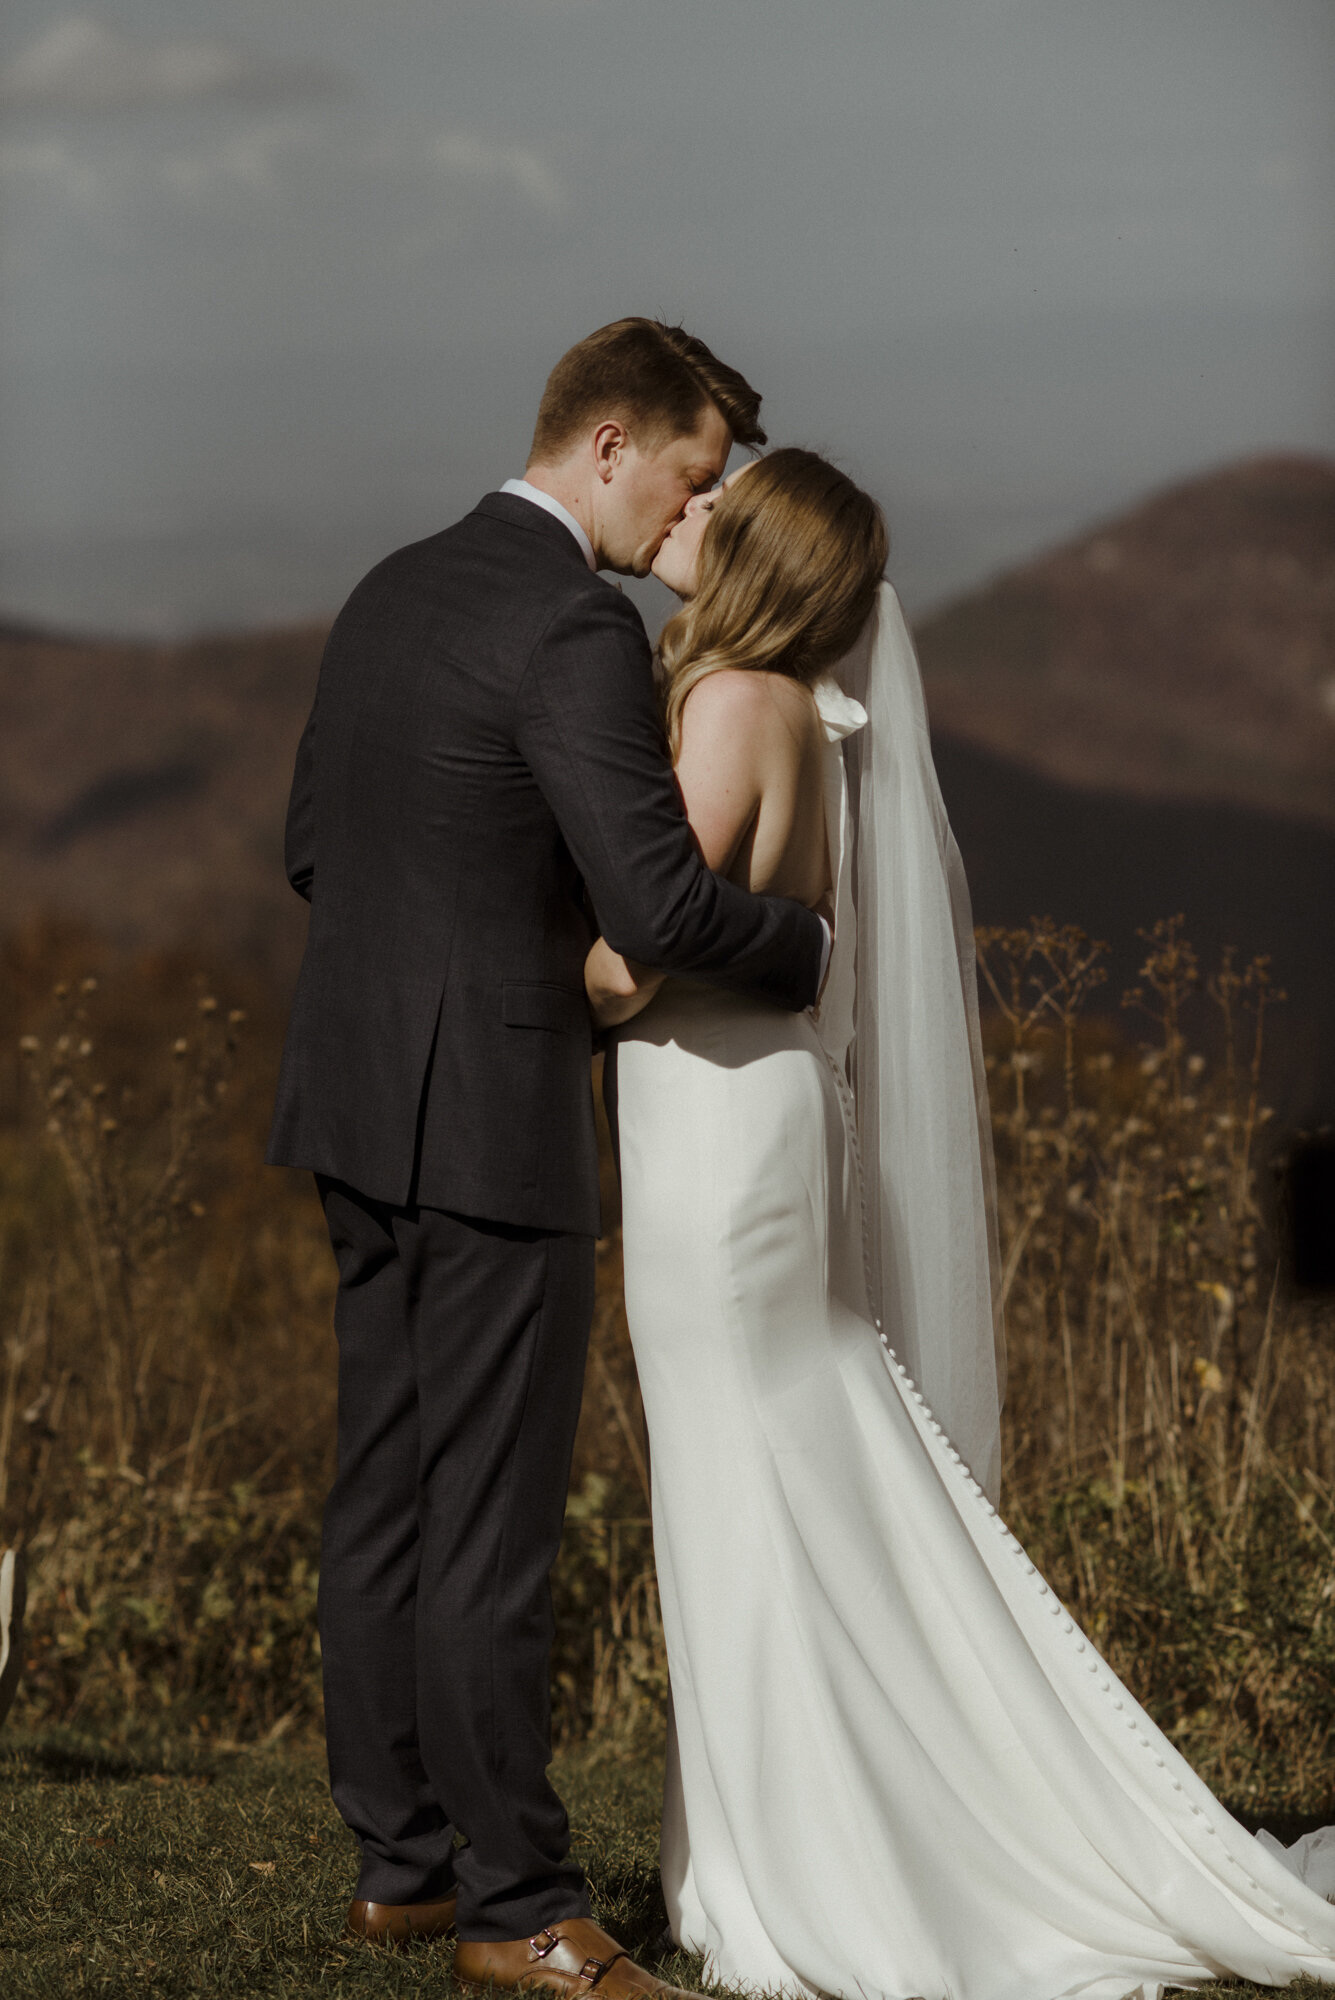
674;668;829;905
585;666;828;1026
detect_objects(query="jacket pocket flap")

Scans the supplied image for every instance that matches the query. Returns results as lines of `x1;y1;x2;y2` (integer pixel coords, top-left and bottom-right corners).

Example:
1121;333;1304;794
502;981;587;1035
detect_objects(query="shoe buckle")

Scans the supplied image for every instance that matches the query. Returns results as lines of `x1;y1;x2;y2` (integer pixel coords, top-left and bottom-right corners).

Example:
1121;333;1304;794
578;1957;607;1985
529;1929;562;1959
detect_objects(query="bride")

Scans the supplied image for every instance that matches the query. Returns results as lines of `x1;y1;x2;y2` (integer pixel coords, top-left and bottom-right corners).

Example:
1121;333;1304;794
584;448;1335;2000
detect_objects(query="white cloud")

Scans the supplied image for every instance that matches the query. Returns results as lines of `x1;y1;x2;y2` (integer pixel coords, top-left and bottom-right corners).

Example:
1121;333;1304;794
159;119;322;202
0;119;319;218
150;122;568;220
0;111;570;243
431;134;567;215
0;16;341;111
0;135;104;208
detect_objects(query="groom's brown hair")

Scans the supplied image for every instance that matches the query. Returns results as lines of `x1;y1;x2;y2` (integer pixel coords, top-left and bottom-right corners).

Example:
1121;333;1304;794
528;318;767;463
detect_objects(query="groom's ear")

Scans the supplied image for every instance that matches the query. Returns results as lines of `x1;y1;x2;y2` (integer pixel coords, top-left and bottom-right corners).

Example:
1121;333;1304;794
591;419;632;483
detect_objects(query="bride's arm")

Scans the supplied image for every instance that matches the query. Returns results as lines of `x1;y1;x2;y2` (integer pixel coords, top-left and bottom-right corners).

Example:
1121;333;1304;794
584;941;663;1027
585;673;771;1028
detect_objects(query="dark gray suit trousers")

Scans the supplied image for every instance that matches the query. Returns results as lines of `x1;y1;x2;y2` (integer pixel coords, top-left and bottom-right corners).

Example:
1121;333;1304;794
316;1176;594;1939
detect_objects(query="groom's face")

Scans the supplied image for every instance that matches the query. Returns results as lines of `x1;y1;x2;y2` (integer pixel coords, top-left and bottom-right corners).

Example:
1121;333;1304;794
601;406;732;577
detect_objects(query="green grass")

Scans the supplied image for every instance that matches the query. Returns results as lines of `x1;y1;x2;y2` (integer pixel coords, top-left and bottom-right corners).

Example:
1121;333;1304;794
0;1732;1326;1999
0;1733;702;1999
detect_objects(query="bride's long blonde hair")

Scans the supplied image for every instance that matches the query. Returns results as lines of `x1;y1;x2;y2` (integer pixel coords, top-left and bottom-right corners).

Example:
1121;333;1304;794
659;447;888;758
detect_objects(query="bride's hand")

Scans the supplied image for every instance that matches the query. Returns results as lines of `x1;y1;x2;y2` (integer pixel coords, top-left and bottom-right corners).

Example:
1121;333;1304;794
585;938;665;1030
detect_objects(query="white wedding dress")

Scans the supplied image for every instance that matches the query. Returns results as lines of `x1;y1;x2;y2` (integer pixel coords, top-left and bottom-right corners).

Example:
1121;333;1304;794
612;588;1335;2000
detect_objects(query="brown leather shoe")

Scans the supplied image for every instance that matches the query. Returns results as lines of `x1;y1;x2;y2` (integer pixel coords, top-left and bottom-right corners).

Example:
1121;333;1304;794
344;1890;458;1944
453;1918;699;1999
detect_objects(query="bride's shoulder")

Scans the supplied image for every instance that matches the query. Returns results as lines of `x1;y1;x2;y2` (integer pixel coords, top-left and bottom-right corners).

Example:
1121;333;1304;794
680;668;816;743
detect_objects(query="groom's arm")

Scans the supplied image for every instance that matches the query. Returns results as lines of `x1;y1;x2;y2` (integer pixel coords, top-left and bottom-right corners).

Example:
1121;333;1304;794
515;587;824;1012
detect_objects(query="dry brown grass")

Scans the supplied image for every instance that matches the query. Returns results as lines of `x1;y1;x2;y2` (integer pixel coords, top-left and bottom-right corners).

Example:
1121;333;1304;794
0;915;1331;1807
978;917;1335;1807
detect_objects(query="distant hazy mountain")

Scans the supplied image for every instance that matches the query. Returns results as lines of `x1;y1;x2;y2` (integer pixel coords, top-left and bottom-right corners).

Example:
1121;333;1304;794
2;454;1331;1118
918;455;1335;1123
915;455;1335;829
0;620;324;978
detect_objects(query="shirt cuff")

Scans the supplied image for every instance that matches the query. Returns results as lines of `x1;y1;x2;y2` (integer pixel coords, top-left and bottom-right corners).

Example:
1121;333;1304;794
816;915;833;994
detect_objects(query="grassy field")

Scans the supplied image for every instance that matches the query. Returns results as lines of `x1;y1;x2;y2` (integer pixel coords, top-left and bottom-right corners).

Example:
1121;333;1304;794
2;916;1334;1995
3;916;1334;1777
0;1729;1327;2000
0;1732;657;1999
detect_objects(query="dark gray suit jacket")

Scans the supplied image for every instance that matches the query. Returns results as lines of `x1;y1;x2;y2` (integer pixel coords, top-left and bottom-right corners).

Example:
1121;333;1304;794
266;492;825;1234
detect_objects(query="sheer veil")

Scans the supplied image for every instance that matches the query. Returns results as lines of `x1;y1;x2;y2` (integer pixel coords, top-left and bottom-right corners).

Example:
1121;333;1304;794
835;581;1006;1503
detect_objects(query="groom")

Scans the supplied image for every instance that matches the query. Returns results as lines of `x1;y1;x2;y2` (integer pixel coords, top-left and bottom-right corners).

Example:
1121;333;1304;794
268;318;826;1992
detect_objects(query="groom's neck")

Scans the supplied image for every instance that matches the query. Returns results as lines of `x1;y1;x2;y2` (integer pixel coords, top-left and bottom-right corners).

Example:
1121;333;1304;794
522;464;601;562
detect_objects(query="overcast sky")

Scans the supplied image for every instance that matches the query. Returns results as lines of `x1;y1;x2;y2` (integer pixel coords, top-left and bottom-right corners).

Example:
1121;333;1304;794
1;0;1331;636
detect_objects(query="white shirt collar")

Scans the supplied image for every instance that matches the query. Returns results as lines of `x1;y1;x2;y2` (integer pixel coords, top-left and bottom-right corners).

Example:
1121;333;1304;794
499;478;598;572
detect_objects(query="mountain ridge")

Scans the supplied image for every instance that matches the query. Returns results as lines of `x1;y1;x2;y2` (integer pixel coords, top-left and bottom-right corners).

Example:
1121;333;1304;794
1;455;1331;1115
914;453;1335;830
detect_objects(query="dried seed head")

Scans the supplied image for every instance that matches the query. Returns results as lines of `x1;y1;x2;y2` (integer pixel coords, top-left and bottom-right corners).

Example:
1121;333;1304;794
18;1035;39;1053
172;1038;189;1057
21;1384;51;1425
198;995;218;1014
81;976;98;994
